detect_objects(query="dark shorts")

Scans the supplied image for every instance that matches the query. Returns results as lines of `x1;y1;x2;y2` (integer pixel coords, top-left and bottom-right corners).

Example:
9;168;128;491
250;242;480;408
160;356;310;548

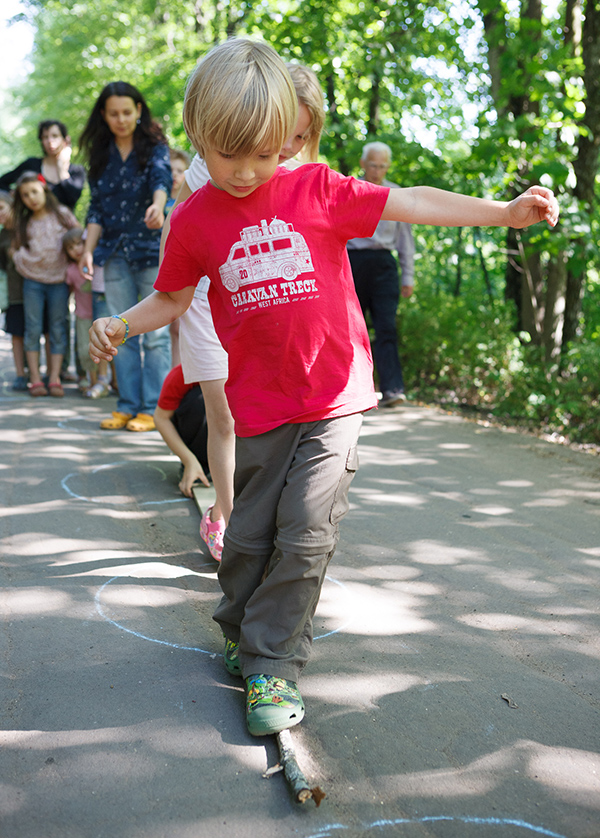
4;303;25;337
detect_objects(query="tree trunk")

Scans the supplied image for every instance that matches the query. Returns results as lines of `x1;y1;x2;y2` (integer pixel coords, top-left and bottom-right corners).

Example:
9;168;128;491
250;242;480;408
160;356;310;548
367;70;381;136
326;73;350;175
563;0;600;347
453;227;463;297
544;253;568;363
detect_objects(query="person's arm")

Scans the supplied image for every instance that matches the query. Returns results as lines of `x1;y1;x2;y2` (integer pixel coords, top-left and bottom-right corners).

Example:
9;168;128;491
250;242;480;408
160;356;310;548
381;185;559;229
89;285;195;363
144;188;168;230
61;207;80;231
51;163;86;210
79;222;102;278
396;222;415;299
154;405;210;496
159;180;193;262
144;143;172;230
0;159;33;192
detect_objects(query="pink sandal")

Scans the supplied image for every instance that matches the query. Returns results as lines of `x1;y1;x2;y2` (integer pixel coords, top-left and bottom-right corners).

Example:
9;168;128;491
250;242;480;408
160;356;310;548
200;505;225;561
29;381;48;397
48;381;65;398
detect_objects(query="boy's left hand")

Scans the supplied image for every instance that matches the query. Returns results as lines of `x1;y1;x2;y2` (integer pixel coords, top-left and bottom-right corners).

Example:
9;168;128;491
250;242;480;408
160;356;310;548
508;186;559;229
89;317;122;363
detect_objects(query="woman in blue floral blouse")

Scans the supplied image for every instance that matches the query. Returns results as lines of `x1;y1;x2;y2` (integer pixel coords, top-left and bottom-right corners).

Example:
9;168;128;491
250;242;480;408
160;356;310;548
79;81;172;431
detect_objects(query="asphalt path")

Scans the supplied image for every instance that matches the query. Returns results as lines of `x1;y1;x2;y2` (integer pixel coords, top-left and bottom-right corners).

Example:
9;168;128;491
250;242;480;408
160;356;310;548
1;331;599;838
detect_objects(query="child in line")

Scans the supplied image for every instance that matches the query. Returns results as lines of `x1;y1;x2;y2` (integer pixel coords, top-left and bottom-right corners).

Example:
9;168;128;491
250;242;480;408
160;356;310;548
12;172;79;397
166;149;191;214
0;191;27;391
87;261;114;399
64;227;112;397
166;150;192;367
160;61;326;562
154;363;210;499
89;39;559;738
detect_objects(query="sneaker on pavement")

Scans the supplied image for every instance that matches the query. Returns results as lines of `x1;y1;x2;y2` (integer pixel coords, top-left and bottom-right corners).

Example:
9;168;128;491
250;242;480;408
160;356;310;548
379;389;406;407
245;674;305;736
11;376;28;391
200;504;225;561
223;636;242;676
86;380;111;399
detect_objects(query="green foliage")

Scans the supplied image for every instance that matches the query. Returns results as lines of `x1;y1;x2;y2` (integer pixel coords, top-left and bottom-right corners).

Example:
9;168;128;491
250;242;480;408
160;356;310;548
400;278;600;446
400;285;517;405
492;338;600;444
9;0;488;172
4;0;599;446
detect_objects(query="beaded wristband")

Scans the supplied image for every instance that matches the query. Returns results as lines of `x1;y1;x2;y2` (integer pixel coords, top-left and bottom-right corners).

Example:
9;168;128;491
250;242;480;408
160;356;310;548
111;314;129;344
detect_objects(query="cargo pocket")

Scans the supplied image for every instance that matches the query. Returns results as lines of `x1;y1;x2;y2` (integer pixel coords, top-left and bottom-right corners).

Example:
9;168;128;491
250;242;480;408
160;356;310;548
329;443;359;525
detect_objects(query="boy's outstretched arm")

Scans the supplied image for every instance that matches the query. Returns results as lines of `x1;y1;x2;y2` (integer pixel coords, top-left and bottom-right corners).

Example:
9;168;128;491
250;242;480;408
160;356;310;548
381;184;559;229
89;286;195;364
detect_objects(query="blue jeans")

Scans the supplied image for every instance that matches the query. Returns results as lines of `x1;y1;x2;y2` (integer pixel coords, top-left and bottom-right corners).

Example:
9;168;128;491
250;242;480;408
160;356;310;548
103;255;171;415
23;279;70;355
348;249;404;395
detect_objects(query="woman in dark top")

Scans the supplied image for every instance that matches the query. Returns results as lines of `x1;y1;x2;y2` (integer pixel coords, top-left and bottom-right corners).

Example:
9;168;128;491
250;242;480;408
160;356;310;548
0;120;85;210
79;81;172;431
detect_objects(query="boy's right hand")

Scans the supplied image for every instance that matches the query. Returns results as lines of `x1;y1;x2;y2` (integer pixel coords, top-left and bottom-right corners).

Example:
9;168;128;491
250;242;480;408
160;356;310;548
89;317;123;363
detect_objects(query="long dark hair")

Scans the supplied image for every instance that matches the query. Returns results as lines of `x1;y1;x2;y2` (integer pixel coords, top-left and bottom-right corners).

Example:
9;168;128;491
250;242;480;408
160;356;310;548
79;81;167;180
12;172;72;249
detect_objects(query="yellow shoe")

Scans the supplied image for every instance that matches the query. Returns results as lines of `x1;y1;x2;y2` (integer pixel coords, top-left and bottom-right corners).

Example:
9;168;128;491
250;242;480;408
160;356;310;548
100;411;132;430
126;413;156;432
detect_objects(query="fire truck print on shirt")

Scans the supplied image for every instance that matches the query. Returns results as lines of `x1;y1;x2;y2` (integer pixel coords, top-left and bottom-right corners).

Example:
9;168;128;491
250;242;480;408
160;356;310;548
219;217;318;312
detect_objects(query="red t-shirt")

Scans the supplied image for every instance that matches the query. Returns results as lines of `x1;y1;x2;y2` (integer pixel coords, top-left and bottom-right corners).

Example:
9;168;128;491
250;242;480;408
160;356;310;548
157;364;198;411
156;164;388;437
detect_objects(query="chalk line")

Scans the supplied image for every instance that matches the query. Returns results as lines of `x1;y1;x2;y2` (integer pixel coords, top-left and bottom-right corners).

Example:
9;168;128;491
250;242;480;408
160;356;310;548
305;815;566;837
95;571;354;654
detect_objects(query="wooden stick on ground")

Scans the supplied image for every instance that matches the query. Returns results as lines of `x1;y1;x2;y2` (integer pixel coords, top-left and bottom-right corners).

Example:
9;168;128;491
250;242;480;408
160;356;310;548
275;728;326;806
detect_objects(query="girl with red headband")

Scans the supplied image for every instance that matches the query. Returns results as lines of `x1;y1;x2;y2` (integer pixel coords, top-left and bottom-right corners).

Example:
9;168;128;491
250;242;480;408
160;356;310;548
11;172;79;397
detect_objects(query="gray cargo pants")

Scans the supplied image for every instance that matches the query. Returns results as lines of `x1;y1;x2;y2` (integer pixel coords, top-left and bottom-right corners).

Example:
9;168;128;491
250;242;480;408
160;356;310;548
213;413;363;682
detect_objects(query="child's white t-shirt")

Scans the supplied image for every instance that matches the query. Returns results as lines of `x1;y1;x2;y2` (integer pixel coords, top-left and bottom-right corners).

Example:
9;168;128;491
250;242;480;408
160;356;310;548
184;154;210;192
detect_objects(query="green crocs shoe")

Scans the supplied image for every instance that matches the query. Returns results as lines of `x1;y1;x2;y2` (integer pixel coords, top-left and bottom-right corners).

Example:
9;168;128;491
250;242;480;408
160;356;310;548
223;637;242;677
245;674;305;736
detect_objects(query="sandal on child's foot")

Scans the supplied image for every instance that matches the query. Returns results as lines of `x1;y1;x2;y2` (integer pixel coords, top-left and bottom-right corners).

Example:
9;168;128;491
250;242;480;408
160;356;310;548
29;381;48;397
223;636;242;677
200;504;225;561
48;381;64;398
100;411;132;430
245;674;305;736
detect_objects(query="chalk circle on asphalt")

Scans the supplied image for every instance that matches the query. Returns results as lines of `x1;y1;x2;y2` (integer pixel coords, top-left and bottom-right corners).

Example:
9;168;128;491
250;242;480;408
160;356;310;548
95;569;354;656
62;461;187;506
304;816;566;838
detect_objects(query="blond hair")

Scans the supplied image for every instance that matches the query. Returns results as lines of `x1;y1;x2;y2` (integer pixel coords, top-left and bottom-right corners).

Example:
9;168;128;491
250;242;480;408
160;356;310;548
169;148;191;166
286;63;325;163
183;39;298;158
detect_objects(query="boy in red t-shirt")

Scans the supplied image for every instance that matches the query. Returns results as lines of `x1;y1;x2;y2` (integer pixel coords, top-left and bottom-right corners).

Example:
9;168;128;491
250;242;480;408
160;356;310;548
89;39;559;738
